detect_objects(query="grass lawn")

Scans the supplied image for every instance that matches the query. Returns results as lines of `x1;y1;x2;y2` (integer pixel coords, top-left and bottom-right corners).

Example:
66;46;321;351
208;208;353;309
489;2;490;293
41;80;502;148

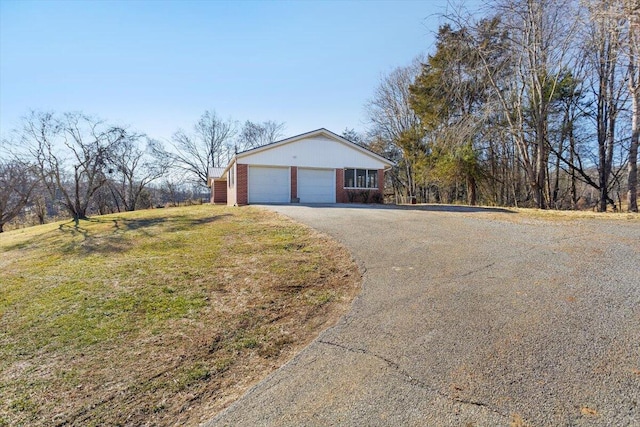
0;205;360;426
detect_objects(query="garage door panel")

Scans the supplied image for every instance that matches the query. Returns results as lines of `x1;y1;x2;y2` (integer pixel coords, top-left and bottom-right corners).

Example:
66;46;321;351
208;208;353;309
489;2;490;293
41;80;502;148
298;168;335;203
249;166;289;203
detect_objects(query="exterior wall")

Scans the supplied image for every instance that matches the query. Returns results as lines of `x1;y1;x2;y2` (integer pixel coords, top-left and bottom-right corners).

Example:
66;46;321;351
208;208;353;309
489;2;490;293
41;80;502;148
228;165;385;205
335;168;347;203
211;179;227;204
236;163;248;205
239;136;388;170
290;166;298;201
226;163;237;206
378;169;385;195
335;168;385;203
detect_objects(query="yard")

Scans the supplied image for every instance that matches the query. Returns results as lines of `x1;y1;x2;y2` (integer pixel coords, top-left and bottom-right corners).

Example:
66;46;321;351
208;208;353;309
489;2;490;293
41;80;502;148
0;205;360;426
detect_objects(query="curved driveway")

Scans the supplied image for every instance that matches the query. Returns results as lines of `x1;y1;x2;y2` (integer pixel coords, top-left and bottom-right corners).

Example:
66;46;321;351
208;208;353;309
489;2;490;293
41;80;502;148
206;205;640;426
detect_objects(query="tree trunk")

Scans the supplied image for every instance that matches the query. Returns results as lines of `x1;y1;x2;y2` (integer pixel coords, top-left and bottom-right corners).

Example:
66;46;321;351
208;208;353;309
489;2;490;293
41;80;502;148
628;10;639;213
467;175;477;206
535;131;548;209
598;133;608;212
569;132;577;209
629;88;639;212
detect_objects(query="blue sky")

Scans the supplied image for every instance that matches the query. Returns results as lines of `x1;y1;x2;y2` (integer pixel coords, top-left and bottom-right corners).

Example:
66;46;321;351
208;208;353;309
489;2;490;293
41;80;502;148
0;0;478;141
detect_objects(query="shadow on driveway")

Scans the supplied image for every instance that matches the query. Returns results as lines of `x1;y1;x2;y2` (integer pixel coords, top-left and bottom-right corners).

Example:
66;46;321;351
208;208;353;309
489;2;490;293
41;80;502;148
256;203;516;214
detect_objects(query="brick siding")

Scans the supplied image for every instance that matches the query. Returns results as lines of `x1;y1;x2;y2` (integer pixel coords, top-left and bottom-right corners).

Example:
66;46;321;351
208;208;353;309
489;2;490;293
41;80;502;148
335;168;384;203
291;167;298;201
335;168;347;203
233;165;384;205
237;164;248;205
378;169;385;195
211;179;227;204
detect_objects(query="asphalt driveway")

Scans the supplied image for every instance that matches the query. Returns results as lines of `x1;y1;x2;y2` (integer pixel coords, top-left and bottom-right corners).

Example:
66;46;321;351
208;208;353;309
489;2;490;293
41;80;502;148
205;205;640;426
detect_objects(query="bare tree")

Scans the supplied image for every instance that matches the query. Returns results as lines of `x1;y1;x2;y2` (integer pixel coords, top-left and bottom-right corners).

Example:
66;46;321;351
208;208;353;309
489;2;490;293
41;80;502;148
0;154;39;232
107;138;170;211
624;1;639;212
365;60;424;202
22;111;129;221
578;0;629;211
472;0;581;208
167;110;236;189
237;120;286;151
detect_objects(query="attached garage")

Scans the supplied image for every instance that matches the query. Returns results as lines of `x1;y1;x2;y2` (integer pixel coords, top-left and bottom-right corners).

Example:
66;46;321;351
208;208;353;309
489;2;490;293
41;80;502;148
248;166;290;203
298;168;335;203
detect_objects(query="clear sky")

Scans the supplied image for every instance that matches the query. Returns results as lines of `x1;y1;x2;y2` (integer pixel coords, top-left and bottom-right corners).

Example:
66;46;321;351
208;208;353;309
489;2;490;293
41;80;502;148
0;0;478;142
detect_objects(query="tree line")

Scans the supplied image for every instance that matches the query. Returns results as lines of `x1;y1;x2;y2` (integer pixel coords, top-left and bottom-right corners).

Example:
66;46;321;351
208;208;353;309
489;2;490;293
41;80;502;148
3;0;638;231
362;0;638;212
0;110;284;232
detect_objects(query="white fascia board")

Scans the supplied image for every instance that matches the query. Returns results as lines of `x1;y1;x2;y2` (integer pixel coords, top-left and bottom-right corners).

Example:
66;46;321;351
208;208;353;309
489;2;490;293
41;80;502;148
221;156;237;177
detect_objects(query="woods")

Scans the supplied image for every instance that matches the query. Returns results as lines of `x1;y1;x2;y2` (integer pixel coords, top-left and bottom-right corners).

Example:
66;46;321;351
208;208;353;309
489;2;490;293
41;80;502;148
364;0;639;212
1;0;638;232
0;111;285;230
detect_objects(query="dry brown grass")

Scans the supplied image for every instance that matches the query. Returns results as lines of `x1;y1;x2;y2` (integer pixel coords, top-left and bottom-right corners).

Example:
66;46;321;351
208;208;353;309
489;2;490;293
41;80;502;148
511;207;640;221
0;205;360;426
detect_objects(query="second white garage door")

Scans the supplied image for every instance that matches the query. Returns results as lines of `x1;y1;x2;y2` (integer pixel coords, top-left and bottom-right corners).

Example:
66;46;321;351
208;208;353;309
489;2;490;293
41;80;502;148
248;166;290;203
298;168;335;203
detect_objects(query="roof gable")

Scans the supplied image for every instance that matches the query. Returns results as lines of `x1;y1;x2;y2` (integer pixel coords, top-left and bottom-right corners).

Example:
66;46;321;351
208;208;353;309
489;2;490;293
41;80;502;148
234;128;393;169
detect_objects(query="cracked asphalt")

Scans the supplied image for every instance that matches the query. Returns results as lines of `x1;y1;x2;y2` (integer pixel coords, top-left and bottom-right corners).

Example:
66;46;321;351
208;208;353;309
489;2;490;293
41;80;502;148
204;205;640;427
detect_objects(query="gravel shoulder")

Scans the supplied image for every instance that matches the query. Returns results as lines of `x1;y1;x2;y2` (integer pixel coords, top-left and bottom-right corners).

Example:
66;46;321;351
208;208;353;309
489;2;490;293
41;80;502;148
205;205;640;427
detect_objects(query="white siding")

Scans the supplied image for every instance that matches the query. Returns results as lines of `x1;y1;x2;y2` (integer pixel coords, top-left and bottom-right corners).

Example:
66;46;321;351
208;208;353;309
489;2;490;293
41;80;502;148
227;163;237;206
239;136;387;169
298;168;335;203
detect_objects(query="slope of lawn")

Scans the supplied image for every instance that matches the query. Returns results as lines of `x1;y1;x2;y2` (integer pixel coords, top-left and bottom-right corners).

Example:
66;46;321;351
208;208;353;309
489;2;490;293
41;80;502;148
0;205;360;426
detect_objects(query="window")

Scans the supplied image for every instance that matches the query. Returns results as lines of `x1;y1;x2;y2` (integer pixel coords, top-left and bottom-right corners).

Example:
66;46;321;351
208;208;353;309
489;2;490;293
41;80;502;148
367;170;378;188
345;169;355;187
356;169;366;187
344;169;378;189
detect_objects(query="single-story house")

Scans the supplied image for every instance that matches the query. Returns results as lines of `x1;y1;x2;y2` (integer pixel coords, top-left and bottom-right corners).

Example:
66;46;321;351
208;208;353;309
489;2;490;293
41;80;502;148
208;128;393;206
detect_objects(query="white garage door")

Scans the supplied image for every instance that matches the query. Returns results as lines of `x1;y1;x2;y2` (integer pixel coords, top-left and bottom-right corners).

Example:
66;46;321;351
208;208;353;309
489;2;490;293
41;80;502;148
298;168;335;203
249;166;290;203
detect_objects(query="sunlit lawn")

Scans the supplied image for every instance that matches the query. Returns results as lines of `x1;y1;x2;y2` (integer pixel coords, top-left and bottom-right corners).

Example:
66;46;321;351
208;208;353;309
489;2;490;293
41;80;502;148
0;205;360;426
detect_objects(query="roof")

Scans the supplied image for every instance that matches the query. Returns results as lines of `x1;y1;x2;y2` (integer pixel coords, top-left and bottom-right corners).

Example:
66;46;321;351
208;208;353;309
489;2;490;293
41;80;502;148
222;128;394;175
207;167;226;186
209;167;225;178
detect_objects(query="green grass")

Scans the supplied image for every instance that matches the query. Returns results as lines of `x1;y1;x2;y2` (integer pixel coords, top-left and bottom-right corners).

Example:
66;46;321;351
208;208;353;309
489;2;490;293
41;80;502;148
0;205;360;426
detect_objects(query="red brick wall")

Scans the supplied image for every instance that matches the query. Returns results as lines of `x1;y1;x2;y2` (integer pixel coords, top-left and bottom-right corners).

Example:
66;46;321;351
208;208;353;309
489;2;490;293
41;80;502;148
237;164;248;206
234;165;383;205
212;179;227;204
291;167;298;200
335;168;384;203
335;168;347;203
378;169;385;195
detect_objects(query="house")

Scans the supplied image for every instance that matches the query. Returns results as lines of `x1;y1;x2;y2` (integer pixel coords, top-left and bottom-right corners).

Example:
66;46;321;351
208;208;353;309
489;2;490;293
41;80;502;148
208;128;393;206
